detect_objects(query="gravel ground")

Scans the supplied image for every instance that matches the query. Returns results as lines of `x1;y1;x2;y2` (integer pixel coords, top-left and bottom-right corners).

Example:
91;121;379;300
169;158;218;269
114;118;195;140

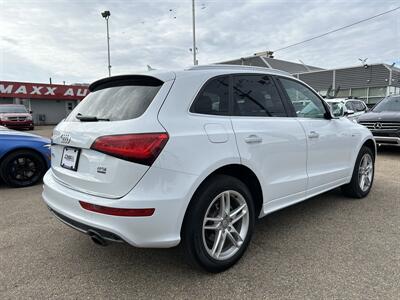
0;126;399;299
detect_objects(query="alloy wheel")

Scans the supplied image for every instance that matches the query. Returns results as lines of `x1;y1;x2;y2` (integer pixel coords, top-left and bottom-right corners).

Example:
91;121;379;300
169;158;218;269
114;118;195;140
202;190;249;261
358;153;373;192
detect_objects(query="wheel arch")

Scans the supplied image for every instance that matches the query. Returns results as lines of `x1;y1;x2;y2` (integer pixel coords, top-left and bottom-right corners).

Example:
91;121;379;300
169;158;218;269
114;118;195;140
362;138;377;159
0;147;49;169
180;163;264;237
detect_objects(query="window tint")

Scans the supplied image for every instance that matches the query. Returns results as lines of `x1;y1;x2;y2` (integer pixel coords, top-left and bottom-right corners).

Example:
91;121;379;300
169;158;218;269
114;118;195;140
280;78;326;118
233;75;286;117
345;102;354;111
0;105;28;113
352;101;365;112
190;76;229;115
67;81;162;122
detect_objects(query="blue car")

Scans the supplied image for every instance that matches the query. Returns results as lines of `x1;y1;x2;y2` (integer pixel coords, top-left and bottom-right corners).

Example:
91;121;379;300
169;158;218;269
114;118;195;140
0;126;51;187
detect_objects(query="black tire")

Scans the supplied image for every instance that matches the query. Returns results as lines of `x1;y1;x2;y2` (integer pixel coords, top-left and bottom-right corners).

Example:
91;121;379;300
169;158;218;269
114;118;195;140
342;146;375;198
181;175;255;273
0;150;46;188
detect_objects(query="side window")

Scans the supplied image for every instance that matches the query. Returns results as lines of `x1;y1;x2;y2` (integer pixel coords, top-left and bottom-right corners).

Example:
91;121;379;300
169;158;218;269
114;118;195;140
190;76;229;115
233;75;287;117
353;101;365;112
345;102;354;111
280;78;326;118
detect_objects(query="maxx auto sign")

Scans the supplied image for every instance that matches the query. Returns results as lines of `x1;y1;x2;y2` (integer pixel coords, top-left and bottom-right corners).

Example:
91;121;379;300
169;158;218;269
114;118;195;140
0;81;89;100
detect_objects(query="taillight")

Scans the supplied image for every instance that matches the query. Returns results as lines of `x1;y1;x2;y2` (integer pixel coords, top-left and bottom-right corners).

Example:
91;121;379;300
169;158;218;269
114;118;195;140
91;133;168;165
79;201;155;217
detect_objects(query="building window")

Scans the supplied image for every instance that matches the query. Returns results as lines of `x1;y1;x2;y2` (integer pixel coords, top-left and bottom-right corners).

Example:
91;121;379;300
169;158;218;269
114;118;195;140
351;88;367;99
369;87;387;98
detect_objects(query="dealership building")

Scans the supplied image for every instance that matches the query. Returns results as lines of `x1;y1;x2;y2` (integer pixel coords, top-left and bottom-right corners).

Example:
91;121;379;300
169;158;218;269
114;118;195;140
220;54;400;104
0;81;88;125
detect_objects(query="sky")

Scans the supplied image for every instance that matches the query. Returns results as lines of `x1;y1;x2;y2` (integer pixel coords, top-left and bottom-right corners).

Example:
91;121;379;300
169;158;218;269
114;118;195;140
0;0;399;84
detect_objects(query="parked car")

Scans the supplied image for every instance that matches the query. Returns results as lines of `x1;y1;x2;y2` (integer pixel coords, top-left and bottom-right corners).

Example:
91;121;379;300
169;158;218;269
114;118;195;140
42;65;376;272
325;98;368;120
0;127;50;187
358;95;400;146
0;104;34;130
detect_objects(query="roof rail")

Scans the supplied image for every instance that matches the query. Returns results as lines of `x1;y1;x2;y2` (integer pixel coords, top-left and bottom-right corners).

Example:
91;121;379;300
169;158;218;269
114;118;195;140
186;64;291;76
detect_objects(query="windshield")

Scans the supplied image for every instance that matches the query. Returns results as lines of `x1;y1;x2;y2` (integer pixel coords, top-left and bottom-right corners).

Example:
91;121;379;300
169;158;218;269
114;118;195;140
66;83;162;122
372;96;400;112
0;105;28;113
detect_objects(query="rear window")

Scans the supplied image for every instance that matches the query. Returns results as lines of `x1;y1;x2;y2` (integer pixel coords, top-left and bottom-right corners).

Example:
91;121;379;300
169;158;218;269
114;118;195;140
67;83;162;122
0;105;28;113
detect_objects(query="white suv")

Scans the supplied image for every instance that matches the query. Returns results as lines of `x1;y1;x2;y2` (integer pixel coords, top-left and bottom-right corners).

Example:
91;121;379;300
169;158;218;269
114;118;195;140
42;65;376;272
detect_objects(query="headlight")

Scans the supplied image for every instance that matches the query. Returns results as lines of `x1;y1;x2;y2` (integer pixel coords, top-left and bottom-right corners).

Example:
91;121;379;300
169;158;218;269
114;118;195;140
26;115;33;121
0;116;8;121
43;144;51;149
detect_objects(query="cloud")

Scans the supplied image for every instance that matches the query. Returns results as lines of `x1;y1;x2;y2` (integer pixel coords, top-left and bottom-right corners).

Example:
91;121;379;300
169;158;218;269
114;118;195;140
0;0;399;84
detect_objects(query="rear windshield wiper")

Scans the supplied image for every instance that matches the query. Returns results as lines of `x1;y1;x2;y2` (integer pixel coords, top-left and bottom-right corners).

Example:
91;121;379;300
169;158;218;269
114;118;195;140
76;113;110;122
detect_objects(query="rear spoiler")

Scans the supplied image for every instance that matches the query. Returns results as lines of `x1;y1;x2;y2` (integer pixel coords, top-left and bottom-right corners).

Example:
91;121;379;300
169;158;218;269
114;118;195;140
89;75;164;92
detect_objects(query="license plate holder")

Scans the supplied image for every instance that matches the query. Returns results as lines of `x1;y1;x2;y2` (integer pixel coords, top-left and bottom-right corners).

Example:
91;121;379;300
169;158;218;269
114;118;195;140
60;147;81;171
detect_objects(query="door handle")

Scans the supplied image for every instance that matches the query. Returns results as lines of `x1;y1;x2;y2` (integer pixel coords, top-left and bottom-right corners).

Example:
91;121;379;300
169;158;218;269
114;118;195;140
308;131;319;139
245;135;262;144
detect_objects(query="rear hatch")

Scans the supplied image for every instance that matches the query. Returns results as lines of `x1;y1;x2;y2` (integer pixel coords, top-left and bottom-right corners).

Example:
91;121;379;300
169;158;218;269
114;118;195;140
51;74;174;199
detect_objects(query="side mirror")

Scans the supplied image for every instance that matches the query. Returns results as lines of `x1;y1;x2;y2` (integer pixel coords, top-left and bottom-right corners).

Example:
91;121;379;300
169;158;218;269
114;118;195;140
29;110;33;114
344;110;354;116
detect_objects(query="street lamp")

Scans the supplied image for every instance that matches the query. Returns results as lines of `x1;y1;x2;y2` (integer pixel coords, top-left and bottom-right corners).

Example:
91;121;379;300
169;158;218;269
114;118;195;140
192;0;197;65
101;10;111;76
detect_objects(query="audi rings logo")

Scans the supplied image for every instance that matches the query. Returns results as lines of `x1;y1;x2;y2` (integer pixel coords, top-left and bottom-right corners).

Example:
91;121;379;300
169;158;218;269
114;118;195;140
60;133;71;144
374;122;382;130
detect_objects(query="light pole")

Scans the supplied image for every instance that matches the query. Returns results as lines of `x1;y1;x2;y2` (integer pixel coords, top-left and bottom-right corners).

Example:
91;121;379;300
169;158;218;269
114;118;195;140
192;0;197;65
101;10;111;76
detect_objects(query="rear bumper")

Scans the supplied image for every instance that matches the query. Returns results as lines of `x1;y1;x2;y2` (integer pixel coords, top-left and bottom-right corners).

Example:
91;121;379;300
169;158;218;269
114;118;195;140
0;120;33;128
374;136;400;146
42;168;198;248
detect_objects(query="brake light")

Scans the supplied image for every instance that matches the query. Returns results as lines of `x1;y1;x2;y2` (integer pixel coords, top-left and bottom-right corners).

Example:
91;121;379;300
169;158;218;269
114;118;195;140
91;133;168;165
79;201;155;217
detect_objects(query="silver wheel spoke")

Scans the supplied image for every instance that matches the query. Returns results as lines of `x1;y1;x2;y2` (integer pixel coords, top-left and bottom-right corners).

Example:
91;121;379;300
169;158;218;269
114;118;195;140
229;225;243;242
360;176;365;190
226;230;239;248
204;222;220;230
364;176;370;189
229;204;246;219
220;194;226;217
215;231;227;258
211;230;222;256
231;209;247;225
224;192;230;216
205;217;223;222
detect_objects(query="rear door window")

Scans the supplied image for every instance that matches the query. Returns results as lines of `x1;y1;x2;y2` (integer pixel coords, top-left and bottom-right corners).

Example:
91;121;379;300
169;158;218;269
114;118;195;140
190;76;229;115
67;78;163;122
352;101;365;112
233;75;287;117
345;102;354;111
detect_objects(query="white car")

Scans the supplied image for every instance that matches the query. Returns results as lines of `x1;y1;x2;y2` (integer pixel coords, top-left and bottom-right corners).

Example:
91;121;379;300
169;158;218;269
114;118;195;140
42;65;376;272
325;98;368;120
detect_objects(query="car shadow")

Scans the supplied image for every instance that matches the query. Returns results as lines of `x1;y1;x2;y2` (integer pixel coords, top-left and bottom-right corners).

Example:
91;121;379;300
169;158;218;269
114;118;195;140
52;187;350;279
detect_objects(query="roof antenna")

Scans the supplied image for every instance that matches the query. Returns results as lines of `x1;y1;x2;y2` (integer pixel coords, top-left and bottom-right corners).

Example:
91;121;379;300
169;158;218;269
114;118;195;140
147;65;156;71
359;58;369;69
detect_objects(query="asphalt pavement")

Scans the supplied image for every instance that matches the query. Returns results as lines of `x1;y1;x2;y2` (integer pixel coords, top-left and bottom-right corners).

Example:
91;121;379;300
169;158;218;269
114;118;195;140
0;126;399;299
